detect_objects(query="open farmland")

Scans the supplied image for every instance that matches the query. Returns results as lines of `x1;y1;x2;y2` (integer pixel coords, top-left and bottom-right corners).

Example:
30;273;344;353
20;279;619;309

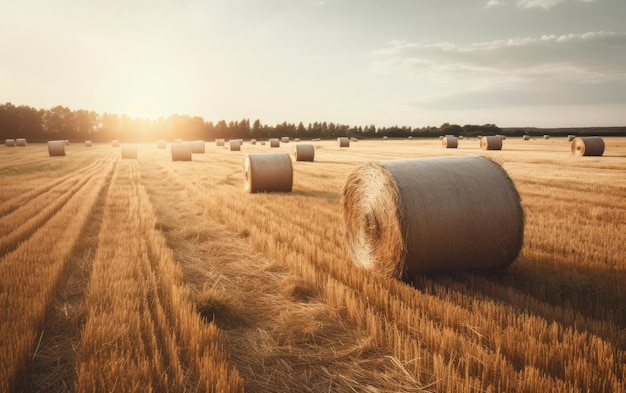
1;137;625;392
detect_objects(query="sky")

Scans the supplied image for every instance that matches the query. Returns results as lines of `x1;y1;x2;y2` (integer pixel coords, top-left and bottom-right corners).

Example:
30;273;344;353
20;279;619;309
1;0;625;128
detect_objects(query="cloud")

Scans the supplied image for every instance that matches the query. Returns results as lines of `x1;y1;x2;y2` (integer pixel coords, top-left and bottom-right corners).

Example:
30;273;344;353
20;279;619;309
485;0;597;9
371;32;626;109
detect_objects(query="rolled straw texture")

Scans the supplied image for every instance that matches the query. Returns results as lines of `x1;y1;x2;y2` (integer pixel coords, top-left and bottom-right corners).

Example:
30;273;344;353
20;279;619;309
244;153;293;193
216;139;225;147
48;140;66;156
341;156;524;278
480;136;502;150
337;137;350;148
171;142;192;161
571;137;604;156
229;139;241;151
192;140;205;154
5;139;15;147
269;138;280;148
121;145;138;159
15;138;27;147
157;140;166;149
442;135;458;149
294;144;315;162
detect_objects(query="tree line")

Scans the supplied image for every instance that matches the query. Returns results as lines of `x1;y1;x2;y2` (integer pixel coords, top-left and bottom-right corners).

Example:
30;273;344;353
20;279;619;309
0;102;506;142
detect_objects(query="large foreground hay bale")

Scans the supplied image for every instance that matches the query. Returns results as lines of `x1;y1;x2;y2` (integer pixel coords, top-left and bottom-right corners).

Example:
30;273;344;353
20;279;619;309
121;145;138;159
48;140;66;156
337;137;350;148
294;144;315;162
571;137;604;156
192;140;205;154
15;138;27;147
157;140;167;149
229;139;241;151
171;142;192;161
480;136;503;150
244;153;293;193
442;135;458;149
342;156;524;278
216;139;225;147
5;139;15;147
269;138;280;148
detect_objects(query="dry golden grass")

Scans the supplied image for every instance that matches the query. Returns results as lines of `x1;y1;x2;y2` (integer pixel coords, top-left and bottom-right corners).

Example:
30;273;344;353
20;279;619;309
0;138;625;392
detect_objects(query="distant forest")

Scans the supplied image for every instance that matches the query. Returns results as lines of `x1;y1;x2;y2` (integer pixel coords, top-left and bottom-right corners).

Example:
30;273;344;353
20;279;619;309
1;102;625;142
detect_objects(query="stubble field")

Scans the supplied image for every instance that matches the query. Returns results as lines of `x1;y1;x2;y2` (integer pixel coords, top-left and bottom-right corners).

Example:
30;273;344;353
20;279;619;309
1;136;625;392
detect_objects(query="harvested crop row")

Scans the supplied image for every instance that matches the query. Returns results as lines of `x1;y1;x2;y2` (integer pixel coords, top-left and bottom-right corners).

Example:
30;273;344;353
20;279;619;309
0;158;115;392
74;159;242;392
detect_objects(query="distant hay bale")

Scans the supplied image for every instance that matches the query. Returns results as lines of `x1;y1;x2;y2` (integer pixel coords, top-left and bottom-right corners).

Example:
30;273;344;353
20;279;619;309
48;140;66;156
157;140;167;149
408;136;413;140
192;140;205;154
522;135;530;141
281;136;290;143
442;135;458;149
337;137;350;147
383;136;388;140
294;144;315;162
341;156;524;278
85;140;92;147
216;139;225;147
294;138;300;142
571;137;604;157
497;134;506;140
15;138;27;147
121;145;138;159
171;142;192;161
543;135;550;139
269;138;280;148
480;136;503;150
350;137;358;142
260;141;266;145
229;139;241;151
5;139;15;147
567;134;575;141
312;138;321;142
438;135;444;140
112;140;119;147
244;153;293;193
250;139;257;145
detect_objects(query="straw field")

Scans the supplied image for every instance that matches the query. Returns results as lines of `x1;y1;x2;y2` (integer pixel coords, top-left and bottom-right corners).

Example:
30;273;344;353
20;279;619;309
1;137;625;392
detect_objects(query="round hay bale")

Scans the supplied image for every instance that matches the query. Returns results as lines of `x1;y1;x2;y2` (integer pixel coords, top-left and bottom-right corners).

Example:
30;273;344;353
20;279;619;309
157;140;167;149
383;136;388;140
351;137;359;142
121;145;138;159
522;135;530;141
497;134;506;140
294;138;300;142
244;153;293;193
408;136;413;140
294;144;315;162
229;139;241;151
48;140;66;156
281;136;290;143
543;135;550;139
216;139;225;147
312;138;321;142
112;140;120;147
192;140;205;154
260;141;266;145
442;135;458;149
171;142;192;161
337;137;350;148
438;135;444;140
5;139;15;147
567;134;575;142
250;139;257;145
341;156;524;278
269;138;280;148
15;138;27;147
85;140;92;147
480;136;502;150
571;137;604;156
